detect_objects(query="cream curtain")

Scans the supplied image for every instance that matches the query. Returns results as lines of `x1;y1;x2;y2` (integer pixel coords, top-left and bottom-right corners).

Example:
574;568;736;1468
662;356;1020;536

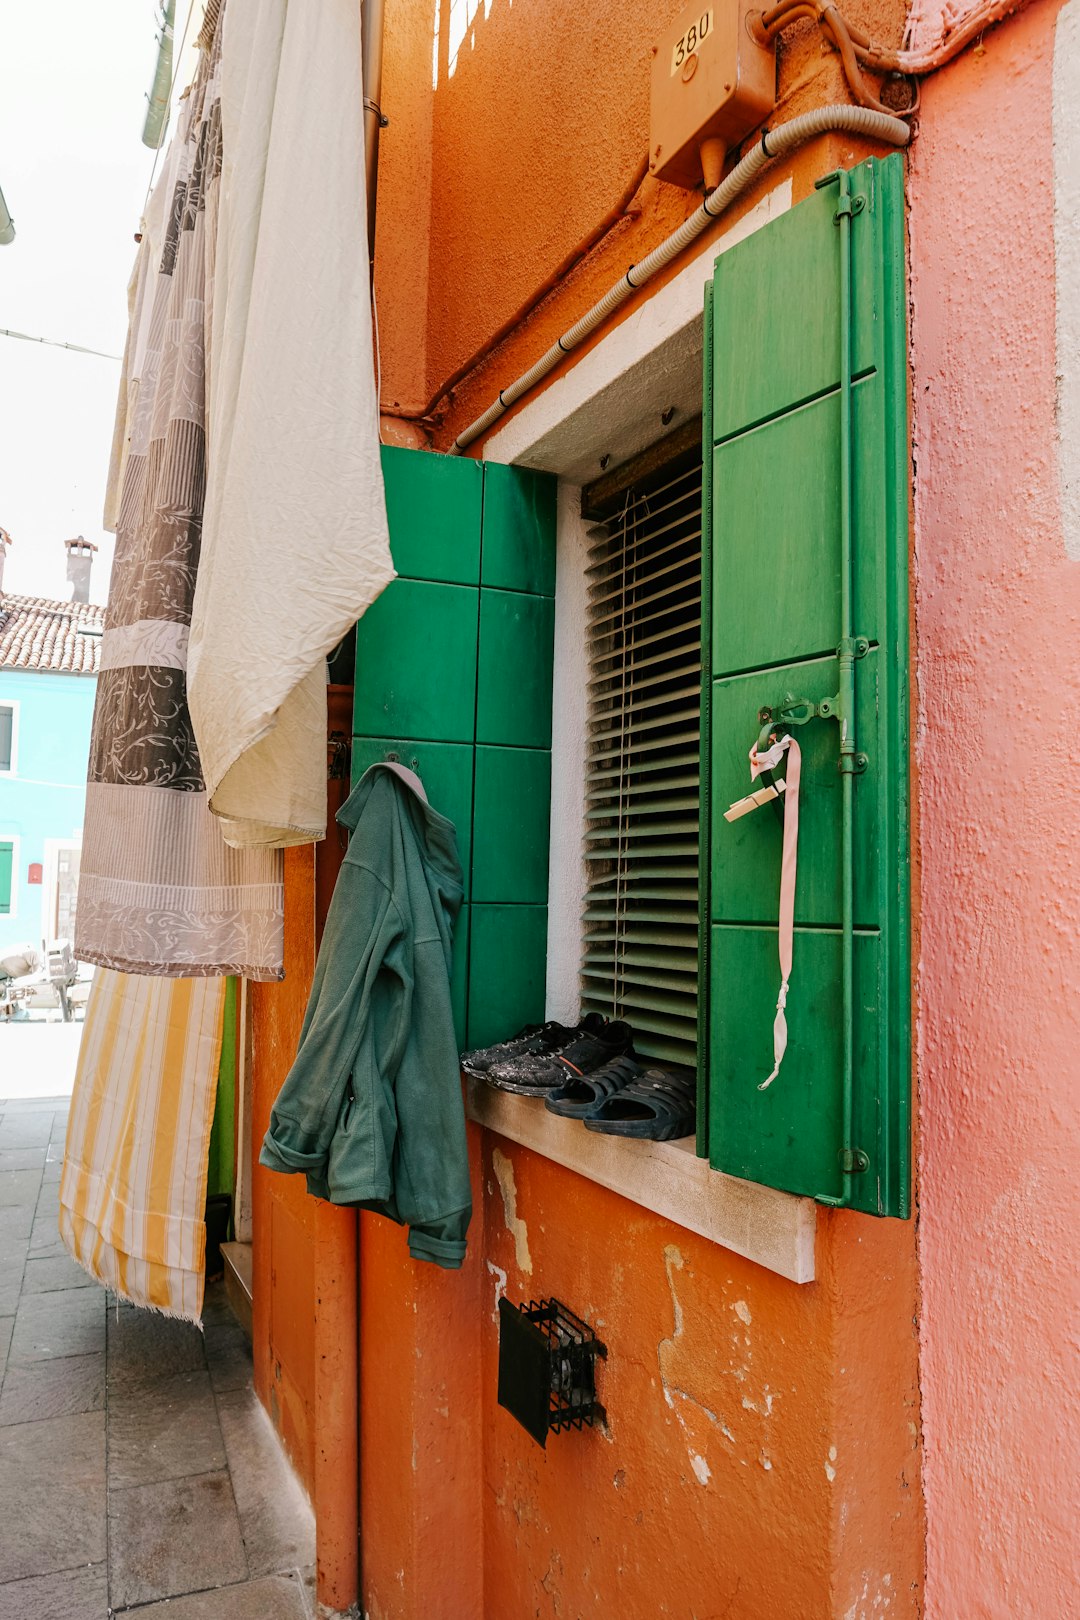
187;0;395;850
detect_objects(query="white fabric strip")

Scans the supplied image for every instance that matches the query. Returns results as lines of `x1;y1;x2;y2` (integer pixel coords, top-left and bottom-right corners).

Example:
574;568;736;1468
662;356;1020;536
98;619;190;672
79;782;284;980
749;734;802;1091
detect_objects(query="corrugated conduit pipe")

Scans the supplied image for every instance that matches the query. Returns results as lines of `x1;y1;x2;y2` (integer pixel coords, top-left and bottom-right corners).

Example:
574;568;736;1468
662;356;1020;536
448;104;910;455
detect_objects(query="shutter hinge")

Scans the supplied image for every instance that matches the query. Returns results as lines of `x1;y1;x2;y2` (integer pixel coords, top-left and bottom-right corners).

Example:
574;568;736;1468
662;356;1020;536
833;193;866;224
814;170;867;222
840;1147;869;1174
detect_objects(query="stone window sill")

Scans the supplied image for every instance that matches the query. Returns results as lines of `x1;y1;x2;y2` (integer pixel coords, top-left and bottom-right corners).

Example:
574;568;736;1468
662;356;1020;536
465;1077;816;1283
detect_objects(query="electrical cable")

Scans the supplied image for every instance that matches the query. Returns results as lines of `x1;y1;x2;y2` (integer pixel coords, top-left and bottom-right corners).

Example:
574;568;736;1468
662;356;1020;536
380;154;650;424
372;283;384;444
447;104;910;455
755;0;1029;78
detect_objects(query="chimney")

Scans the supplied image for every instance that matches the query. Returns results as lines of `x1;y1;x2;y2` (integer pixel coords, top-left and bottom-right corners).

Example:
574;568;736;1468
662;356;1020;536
0;529;9;595
65;536;98;604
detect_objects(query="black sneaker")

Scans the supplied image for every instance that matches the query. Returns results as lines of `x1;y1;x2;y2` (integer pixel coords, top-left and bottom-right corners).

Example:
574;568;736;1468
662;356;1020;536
461;1015;604;1078
487;1018;634;1094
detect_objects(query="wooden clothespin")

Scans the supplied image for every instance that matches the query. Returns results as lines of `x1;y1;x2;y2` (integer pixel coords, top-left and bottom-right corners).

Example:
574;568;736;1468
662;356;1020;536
723;778;787;823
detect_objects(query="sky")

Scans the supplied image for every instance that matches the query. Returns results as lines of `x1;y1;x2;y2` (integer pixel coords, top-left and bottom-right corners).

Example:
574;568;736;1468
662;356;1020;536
0;3;201;606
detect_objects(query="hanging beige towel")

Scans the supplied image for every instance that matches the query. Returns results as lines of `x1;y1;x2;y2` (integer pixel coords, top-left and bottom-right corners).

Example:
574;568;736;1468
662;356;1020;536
187;0;395;850
59;970;226;1325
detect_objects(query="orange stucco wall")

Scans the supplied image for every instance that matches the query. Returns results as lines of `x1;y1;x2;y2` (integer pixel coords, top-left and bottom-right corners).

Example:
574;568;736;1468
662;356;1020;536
252;844;319;1495
251;693;360;1611
909;5;1080;1615
358;1140;921;1619
376;0;910;447
357;7;925;1619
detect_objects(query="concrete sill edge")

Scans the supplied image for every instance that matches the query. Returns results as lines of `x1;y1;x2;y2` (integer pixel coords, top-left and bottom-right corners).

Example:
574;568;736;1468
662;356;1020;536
465;1077;816;1284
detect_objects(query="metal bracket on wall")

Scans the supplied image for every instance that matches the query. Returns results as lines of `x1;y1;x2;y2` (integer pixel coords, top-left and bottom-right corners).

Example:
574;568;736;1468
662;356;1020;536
497;1297;607;1448
327;732;351;782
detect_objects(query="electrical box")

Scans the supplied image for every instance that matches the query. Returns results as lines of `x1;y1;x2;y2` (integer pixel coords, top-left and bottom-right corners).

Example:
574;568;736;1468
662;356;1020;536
650;0;776;192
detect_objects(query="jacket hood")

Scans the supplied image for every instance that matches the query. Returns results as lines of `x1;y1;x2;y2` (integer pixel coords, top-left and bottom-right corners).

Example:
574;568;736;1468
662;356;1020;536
337;762;462;887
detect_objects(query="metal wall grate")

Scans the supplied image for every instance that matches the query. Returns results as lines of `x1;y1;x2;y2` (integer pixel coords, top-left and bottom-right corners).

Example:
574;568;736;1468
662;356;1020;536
580;446;702;1067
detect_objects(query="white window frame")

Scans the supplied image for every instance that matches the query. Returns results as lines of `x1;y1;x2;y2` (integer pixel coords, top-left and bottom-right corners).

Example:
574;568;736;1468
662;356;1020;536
464;181;817;1284
0;699;19;778
40;833;82;946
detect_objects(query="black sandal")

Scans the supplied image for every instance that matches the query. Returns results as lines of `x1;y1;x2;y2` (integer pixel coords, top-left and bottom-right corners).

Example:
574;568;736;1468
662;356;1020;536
544;1054;642;1119
582;1065;696;1141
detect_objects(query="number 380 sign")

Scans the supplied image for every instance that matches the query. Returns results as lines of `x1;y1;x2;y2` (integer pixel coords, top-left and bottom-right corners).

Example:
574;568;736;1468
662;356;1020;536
670;9;714;74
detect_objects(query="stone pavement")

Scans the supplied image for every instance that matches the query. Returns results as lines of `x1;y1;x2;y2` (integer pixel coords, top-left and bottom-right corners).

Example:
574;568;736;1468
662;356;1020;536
0;1023;82;1103
0;1096;317;1618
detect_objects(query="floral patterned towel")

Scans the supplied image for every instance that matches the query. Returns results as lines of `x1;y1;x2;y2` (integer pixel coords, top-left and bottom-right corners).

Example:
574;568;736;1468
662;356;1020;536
76;10;283;979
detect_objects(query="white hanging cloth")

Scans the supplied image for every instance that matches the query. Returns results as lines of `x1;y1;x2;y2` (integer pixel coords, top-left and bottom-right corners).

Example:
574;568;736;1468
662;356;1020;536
187;0;396;849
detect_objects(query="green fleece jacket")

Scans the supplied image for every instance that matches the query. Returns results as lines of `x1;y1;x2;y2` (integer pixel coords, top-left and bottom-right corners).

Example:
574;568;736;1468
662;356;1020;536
259;764;471;1268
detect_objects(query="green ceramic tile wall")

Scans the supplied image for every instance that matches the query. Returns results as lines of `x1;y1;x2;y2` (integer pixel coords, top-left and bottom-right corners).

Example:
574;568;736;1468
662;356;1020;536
356;454;557;1051
380;445;482;585
471;747;551;905
353;579;479;743
480;462;557;596
467;904;549;1051
351;737;475;899
475;590;555;749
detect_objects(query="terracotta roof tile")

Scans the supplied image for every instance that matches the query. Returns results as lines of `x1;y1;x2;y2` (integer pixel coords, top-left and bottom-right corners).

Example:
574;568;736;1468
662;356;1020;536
0;593;103;675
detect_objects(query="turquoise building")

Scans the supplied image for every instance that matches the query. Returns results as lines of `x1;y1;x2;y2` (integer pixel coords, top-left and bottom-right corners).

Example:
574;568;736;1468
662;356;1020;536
0;590;101;948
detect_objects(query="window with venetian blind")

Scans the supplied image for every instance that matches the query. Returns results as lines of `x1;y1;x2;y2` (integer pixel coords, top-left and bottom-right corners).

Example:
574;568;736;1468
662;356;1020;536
579;427;703;1069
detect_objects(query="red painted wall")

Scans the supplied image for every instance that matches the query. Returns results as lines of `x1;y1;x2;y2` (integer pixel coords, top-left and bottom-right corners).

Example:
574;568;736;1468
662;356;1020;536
909;5;1080;1615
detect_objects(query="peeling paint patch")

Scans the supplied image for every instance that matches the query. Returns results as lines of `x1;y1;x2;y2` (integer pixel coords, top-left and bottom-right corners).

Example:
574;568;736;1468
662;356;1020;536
662;1245;685;1332
659;1244;729;1485
844;1571;896;1618
733;1299;752;1325
486;1259;508;1322
491;1147;532;1273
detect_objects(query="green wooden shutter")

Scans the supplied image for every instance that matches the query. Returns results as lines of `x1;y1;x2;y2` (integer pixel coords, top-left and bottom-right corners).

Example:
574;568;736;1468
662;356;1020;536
703;154;910;1217
353;448;556;1051
0;842;12;915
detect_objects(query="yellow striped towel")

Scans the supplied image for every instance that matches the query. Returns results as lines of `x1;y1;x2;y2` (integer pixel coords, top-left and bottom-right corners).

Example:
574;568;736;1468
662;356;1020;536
59;969;227;1325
